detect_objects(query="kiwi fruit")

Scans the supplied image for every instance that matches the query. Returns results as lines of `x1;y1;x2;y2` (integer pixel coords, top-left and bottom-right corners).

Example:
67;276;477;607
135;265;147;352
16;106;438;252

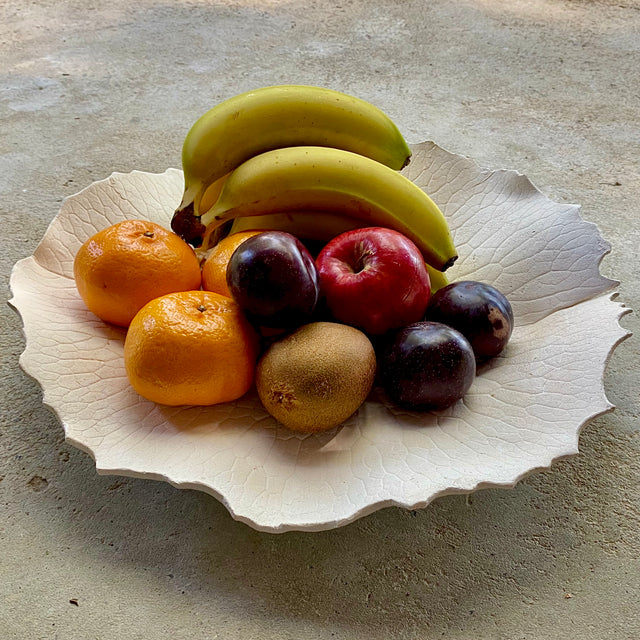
256;322;376;433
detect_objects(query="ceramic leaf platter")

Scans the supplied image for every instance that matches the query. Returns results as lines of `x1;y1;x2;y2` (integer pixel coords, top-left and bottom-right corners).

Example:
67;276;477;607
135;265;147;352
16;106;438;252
9;142;630;532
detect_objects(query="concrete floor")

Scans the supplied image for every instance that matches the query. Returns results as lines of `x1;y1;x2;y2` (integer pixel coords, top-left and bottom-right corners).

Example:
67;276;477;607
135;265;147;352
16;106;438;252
2;0;639;638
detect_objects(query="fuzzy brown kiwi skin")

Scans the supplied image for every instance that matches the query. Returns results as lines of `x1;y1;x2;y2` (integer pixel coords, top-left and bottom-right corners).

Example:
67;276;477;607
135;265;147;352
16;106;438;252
256;322;376;433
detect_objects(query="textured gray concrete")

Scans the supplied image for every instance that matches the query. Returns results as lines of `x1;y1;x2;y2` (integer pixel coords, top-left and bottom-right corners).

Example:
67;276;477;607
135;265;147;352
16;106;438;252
2;1;639;638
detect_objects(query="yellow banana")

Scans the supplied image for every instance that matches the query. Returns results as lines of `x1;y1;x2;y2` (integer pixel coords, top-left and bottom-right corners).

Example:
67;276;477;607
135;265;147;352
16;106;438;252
171;85;411;245
425;264;449;293
229;211;362;241
200;146;457;271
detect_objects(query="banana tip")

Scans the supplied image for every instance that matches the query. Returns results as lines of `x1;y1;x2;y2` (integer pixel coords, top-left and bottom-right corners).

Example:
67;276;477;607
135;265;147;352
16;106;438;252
441;255;458;272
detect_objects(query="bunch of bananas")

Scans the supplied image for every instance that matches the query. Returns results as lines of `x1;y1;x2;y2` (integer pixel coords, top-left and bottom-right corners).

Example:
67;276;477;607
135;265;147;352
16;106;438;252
171;85;458;273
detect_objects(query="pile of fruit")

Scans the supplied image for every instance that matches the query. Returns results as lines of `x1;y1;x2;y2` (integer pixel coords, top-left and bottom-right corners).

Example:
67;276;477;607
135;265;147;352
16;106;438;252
73;85;513;433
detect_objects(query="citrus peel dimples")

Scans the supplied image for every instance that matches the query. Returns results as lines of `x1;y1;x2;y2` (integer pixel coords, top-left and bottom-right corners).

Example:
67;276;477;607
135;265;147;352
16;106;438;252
124;291;259;406
73;220;202;327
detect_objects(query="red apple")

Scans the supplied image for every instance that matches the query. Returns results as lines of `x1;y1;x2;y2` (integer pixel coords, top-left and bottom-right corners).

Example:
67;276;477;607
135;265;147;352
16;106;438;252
316;227;431;335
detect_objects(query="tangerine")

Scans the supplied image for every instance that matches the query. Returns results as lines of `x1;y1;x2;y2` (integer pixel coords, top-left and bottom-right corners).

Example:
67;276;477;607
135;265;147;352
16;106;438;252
201;230;262;297
124;290;259;406
73;220;202;327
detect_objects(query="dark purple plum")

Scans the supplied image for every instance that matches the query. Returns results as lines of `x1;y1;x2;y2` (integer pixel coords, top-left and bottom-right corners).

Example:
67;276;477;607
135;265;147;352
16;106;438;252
424;281;513;361
226;230;319;328
379;321;476;410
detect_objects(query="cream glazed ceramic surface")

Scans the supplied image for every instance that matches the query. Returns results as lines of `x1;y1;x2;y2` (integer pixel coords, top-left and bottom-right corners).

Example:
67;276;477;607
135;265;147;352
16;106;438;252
9;142;630;532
